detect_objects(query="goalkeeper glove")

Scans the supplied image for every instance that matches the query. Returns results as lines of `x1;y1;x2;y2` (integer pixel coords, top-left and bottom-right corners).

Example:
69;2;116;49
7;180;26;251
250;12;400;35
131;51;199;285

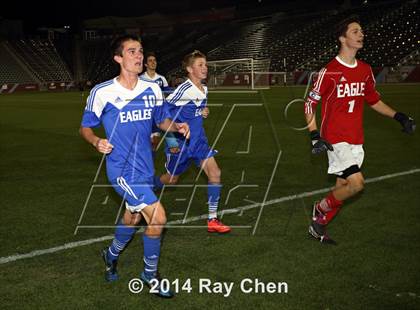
310;130;333;154
394;112;416;134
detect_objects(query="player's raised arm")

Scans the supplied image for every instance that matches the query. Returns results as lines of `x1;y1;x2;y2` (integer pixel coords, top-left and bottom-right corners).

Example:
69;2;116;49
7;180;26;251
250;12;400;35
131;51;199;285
304;68;334;154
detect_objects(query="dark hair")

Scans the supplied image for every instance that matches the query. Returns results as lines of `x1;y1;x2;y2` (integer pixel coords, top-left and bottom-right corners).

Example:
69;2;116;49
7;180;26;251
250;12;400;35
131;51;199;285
335;15;361;43
110;35;141;58
145;51;157;60
182;50;206;72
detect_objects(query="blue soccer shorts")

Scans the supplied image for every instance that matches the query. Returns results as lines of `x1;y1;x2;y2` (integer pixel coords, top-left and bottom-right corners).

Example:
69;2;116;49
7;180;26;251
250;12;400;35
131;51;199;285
111;175;158;213
164;143;218;176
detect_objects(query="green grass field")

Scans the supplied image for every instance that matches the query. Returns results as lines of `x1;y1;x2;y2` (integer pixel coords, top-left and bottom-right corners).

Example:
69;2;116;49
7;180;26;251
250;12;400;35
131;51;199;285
0;85;419;309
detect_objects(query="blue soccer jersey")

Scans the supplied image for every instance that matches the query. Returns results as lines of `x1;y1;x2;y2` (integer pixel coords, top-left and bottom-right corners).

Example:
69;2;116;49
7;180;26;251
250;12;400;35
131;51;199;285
166;79;209;152
140;72;173;134
140;72;169;90
163;79;217;177
81;77;169;182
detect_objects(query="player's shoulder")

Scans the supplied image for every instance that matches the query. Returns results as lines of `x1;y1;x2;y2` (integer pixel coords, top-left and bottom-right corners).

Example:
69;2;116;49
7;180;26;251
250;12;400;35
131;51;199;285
139;76;155;84
90;78;115;93
167;79;194;104
172;79;193;95
176;79;193;89
356;59;370;67
86;79;114;109
139;77;161;90
139;72;148;80
356;59;373;72
323;57;343;71
313;59;336;80
89;78;115;101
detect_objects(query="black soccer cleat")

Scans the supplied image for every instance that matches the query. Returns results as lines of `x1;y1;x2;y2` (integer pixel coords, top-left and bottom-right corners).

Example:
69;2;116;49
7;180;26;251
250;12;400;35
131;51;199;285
308;201;337;245
308;221;337;245
140;272;175;298
101;247;119;282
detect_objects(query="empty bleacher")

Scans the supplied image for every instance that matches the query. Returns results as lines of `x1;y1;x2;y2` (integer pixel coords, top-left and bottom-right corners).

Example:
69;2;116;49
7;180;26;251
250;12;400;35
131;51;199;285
1;0;417;87
0;41;36;84
398;49;420;66
82;39;118;84
296;0;419;71
164;0;418;75
8;39;73;82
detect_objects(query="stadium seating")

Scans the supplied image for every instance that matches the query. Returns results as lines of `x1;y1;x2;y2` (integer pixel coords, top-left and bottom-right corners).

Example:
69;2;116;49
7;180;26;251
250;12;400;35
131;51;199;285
0;41;36;84
83;0;418;85
297;0;419;71
0;0;418;86
8;39;73;82
81;39;117;84
398;49;420;66
158;0;418;81
158;20;252;75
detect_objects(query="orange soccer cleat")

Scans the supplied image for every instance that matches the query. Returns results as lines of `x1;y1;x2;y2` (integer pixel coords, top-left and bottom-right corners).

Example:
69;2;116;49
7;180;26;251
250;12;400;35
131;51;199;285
207;218;231;234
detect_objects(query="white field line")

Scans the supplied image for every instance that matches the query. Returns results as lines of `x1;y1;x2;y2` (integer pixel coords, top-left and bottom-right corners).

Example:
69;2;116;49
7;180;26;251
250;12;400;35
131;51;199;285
0;168;418;265
208;90;259;93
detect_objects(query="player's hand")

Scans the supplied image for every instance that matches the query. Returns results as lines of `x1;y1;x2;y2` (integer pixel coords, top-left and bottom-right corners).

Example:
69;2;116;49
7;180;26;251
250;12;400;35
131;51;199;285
310;130;333;154
394;112;416;134
175;123;190;139
94;138;114;154
202;107;209;118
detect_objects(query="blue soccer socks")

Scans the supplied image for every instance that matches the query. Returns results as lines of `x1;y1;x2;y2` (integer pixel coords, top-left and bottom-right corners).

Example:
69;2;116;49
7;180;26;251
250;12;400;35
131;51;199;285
143;235;161;278
207;183;222;220
107;219;136;262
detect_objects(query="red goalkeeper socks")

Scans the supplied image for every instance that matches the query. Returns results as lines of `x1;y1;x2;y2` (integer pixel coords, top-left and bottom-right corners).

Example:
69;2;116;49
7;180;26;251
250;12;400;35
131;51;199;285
316;192;343;224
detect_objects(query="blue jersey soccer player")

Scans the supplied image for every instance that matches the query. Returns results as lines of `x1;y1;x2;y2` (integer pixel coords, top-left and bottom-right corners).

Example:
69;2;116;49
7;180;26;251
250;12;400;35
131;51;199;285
154;50;230;234
79;35;189;298
140;52;179;156
141;52;170;92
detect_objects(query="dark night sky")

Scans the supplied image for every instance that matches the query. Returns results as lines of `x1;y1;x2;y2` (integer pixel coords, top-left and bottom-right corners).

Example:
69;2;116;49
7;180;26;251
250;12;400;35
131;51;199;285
3;0;277;28
2;0;351;27
2;0;376;32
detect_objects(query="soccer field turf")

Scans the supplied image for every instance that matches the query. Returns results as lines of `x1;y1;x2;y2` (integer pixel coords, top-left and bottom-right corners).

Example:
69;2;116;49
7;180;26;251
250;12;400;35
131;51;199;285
0;85;419;309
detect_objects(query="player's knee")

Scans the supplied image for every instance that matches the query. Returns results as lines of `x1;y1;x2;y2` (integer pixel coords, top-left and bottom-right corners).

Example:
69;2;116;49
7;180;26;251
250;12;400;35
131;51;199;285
348;178;364;194
148;214;166;236
151;204;167;226
208;166;221;181
155;210;167;226
167;176;179;185
355;178;365;192
124;218;137;226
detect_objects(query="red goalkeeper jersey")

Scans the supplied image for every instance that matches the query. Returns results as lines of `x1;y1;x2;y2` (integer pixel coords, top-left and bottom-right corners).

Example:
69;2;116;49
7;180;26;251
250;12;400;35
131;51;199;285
304;56;380;144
